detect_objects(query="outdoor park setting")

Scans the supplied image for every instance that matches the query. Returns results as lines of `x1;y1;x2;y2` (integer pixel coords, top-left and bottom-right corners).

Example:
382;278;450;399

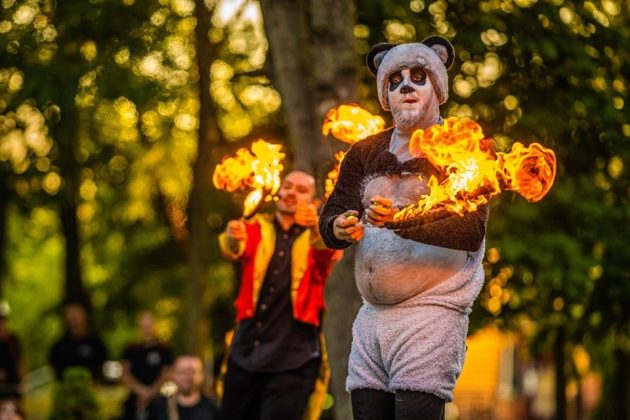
0;0;629;419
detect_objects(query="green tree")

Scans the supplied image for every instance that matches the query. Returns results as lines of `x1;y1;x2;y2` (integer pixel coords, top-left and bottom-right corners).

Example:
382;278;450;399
49;367;102;420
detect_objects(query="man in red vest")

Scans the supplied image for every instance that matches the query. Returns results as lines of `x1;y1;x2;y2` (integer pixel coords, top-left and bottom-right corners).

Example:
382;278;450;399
219;170;341;420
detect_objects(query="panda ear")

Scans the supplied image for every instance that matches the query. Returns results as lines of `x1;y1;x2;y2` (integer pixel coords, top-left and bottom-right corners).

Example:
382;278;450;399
422;36;455;70
366;43;395;77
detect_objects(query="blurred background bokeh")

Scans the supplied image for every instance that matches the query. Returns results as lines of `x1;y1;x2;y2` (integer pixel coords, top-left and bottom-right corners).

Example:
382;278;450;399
0;0;628;419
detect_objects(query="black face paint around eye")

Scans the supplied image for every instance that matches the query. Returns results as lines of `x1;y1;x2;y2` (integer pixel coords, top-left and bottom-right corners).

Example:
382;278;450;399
388;71;403;92
410;67;427;86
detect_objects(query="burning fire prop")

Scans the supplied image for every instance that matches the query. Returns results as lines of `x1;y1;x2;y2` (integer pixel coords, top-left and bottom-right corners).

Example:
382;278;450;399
212;140;286;218
322;104;386;145
386;117;556;229
322;105;385;198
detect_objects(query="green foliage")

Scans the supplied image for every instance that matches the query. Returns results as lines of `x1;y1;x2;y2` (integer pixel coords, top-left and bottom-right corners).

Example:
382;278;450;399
49;367;102;420
0;0;273;371
4;205;62;369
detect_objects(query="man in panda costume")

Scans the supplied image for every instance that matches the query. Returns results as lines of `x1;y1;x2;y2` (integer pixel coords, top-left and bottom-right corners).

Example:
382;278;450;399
319;36;489;419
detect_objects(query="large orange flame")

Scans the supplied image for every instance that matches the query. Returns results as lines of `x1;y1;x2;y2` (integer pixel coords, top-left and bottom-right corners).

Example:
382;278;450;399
322;104;386;144
322;105;386;200
498;142;557;202
394;117;556;221
213;140;286;218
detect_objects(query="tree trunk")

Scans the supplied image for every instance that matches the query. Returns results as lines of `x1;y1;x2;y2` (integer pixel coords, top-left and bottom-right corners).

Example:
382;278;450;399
259;0;320;173
260;1;361;418
260;0;358;178
309;0;360;181
185;0;225;356
554;326;567;420
324;248;362;420
57;90;90;311
49;0;91;311
613;346;630;420
0;170;7;299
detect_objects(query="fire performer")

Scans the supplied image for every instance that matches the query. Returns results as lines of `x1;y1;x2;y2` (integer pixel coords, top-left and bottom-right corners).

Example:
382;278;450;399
219;170;342;420
320;37;488;419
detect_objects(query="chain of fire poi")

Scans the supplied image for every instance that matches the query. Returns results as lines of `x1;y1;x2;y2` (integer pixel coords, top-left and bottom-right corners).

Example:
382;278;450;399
212;140;286;219
321;104;557;227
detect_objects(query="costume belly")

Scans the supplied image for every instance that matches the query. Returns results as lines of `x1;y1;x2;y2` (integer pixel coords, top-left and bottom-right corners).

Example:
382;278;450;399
356;174;467;304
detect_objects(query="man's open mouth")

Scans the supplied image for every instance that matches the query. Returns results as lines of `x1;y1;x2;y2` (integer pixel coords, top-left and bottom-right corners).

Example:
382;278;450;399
403;98;417;104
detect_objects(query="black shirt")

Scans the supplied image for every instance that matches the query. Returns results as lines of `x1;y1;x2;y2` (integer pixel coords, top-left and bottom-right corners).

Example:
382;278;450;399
122;342;173;386
230;219;320;372
151;395;219;420
49;332;108;381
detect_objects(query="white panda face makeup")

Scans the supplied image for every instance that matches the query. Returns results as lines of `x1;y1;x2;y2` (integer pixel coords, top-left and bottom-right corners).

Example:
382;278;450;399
388;67;427;92
387;67;440;134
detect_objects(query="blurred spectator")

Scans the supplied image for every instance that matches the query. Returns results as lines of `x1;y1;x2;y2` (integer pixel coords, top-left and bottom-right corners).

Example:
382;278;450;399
0;398;24;420
0;302;22;400
150;355;218;420
120;311;174;420
49;303;108;382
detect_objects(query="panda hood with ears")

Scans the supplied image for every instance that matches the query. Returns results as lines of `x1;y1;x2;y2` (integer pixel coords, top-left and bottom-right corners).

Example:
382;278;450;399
367;36;455;111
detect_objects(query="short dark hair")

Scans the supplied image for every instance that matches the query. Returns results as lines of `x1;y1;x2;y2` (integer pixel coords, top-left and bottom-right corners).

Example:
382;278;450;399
289;167;316;180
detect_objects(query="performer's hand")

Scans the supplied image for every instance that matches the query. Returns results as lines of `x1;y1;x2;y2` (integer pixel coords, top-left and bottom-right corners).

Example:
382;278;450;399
333;210;364;242
135;386;153;408
364;195;394;226
295;202;319;228
226;220;247;252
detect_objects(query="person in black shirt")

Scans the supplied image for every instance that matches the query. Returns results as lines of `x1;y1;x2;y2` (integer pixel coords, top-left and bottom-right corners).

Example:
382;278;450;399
49;303;108;382
218;170;341;420
121;312;174;420
0;303;22;400
150;355;218;420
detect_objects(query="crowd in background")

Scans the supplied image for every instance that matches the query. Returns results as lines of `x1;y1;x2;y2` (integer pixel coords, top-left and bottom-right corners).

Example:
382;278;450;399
0;302;219;420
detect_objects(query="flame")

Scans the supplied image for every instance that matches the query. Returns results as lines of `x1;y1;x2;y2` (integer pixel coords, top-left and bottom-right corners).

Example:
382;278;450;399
322;105;386;200
243;188;264;218
322;104;386;144
498;142;556;202
394;117;556;221
324;151;347;200
213;140;285;218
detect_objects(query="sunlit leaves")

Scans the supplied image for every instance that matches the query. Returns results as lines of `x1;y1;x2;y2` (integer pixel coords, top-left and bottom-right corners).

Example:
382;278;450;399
0;0;281;374
12;3;37;25
427;0;453;35
171;0;194;17
0;102;53;174
238;84;280;113
0;67;23;116
41;171;60;194
93;97;140;145
480;28;508;49
1;0;57;65
453;53;504;100
383;19;416;43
